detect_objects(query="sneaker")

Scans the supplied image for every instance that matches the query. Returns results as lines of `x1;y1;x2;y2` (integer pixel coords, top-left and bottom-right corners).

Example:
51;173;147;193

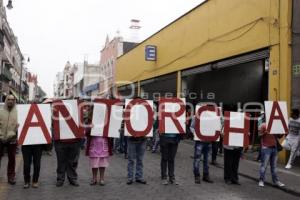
136;179;147;184
258;180;264;187
274;181;285;187
32;182;39;188
90;180;97;186
23;183;30;189
99;180;105;186
285;164;292;169
162;179;169;185
127;179;133;185
169;179;179;185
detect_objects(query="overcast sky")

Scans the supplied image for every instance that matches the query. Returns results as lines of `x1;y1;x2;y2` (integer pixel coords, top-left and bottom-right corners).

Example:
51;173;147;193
6;0;205;97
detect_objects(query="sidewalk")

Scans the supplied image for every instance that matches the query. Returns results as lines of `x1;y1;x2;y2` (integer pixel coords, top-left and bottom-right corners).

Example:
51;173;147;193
236;157;300;197
183;140;300;197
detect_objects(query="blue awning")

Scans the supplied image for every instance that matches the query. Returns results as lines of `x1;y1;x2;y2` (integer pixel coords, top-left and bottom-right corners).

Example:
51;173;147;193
83;83;99;93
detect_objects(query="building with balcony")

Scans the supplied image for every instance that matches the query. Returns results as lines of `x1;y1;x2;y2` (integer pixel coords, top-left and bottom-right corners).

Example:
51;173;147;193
0;0;25;102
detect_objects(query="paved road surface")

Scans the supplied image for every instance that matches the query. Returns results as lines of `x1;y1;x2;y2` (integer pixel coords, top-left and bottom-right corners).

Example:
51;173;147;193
0;142;298;200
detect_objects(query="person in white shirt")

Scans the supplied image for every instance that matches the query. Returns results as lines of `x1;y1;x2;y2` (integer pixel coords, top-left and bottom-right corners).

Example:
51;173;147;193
285;109;300;169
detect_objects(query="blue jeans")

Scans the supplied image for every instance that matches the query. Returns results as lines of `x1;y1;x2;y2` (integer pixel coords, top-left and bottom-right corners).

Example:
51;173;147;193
127;138;146;180
259;147;279;183
193;142;210;177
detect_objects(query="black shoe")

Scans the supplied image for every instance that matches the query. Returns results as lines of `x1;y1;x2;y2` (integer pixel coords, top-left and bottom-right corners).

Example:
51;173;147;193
8;178;16;185
127;180;133;185
136;179;147;184
211;161;217;166
231;181;241;185
69;181;79;187
203;176;214;183
56;181;64;187
195;176;201;184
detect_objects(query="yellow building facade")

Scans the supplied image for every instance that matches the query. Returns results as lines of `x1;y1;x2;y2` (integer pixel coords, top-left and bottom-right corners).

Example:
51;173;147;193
116;0;293;162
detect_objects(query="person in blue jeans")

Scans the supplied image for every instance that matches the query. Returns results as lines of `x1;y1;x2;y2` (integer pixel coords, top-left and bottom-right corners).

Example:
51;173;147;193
190;116;214;184
258;119;285;188
127;137;147;185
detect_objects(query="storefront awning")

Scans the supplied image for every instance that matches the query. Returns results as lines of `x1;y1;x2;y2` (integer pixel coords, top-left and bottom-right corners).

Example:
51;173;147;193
83;83;99;93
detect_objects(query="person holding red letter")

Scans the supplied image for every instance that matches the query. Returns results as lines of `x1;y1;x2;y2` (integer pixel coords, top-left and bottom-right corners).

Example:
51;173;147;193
190;106;215;184
85;106;113;186
223;106;244;185
0;95;18;185
21;101;46;189
125;98;149;185
258;112;285;188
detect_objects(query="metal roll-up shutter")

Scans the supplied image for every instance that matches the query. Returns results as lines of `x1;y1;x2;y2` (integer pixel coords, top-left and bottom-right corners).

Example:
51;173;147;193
182;64;211;77
215;49;269;69
182;49;269;77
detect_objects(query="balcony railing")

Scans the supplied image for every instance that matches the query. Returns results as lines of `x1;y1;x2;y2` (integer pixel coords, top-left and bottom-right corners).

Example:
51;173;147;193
0;67;12;80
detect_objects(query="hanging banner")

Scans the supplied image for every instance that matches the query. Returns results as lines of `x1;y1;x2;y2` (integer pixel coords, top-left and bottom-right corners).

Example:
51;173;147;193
17;104;52;145
91;99;123;138
124;99;154;137
223;111;250;147
264;101;289;134
52;100;84;140
194;105;221;141
159;98;186;134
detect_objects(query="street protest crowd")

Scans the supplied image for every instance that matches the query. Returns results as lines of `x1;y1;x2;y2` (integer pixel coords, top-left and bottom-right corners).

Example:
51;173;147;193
0;94;300;190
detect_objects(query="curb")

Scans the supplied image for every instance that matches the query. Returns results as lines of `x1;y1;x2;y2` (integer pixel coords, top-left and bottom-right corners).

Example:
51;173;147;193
212;161;300;197
182;140;300;197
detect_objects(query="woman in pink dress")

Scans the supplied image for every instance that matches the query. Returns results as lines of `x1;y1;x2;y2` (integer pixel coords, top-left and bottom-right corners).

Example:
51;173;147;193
85;109;113;186
86;136;112;185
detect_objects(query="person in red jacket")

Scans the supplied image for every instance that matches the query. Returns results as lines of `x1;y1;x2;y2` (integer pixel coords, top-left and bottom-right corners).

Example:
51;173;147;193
258;114;285;188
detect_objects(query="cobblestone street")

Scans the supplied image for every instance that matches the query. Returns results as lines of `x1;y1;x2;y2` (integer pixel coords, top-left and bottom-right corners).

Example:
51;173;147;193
0;142;299;200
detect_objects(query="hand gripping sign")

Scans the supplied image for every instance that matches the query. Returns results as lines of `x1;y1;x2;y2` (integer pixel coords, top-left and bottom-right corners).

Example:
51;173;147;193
223;111;250;147
124;99;154;137
264;101;288;134
194;105;221;142
158;98;186;134
17;104;52;145
52;100;84;140
90;99;123;138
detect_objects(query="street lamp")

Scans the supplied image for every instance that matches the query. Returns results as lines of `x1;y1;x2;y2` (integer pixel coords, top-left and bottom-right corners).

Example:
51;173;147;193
6;0;13;10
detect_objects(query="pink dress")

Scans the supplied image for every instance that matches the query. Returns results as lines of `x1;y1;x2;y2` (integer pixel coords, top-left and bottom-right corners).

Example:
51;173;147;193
89;137;110;168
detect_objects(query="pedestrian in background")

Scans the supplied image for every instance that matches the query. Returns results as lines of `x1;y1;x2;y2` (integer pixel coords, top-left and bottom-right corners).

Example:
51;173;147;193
151;103;160;153
285;109;300;169
258;114;285;188
0;95;18;185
